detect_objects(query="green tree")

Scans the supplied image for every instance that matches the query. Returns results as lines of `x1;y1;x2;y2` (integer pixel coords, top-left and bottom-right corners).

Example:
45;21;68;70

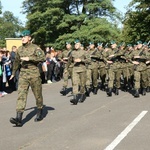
23;0;121;49
122;0;150;43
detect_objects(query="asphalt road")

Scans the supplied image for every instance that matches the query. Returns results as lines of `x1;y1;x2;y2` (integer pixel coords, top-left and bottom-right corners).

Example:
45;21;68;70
0;80;150;150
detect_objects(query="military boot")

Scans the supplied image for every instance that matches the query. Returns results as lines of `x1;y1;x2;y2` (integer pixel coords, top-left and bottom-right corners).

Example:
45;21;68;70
107;88;112;97
35;109;43;122
85;87;90;97
93;87;98;95
10;112;23;127
134;89;139;98
60;87;67;96
78;94;86;103
70;95;78;105
146;86;150;93
114;88;119;95
141;88;146;96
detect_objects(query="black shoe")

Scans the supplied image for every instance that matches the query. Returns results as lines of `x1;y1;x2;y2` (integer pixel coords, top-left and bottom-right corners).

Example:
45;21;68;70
85;88;90;97
60;87;67;96
115;88;119;95
70;95;78;105
78;94;86;103
146;86;150;93
93;87;98;95
35;109;43;122
10;112;23;127
107;88;112;97
134;89;139;98
141;88;146;96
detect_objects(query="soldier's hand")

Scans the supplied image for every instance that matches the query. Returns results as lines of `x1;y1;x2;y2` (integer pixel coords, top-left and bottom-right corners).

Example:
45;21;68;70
146;61;150;64
107;61;113;64
21;57;29;61
63;57;68;60
74;58;81;62
9;75;14;80
109;55;114;58
134;56;140;58
132;61;139;65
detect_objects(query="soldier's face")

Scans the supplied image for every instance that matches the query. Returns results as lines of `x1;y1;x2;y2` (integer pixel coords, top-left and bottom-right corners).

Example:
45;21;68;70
22;36;31;44
75;43;81;49
66;44;71;50
137;44;142;49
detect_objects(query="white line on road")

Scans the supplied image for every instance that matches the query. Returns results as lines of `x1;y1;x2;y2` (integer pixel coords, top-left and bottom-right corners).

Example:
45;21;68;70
104;110;148;150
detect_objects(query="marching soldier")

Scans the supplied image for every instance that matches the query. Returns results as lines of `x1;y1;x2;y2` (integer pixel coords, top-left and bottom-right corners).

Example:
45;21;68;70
58;42;73;95
67;40;89;105
9;30;46;126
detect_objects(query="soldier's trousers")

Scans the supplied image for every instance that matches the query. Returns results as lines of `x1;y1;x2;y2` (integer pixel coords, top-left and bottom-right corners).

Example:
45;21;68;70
72;71;86;94
16;75;43;112
147;67;150;87
134;70;147;89
63;67;73;88
86;68;98;88
98;67;106;84
108;68;122;88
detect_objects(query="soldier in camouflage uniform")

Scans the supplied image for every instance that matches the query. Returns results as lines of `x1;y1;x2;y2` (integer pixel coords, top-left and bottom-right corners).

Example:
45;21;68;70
67;40;89;105
106;41;125;96
85;42;99;96
58;42;73;95
10;30;46;126
127;41;148;97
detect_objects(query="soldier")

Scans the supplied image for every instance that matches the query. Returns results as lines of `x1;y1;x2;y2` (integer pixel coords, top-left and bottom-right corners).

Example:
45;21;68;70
128;41;148;97
58;42;73;95
106;41;124;96
85;42;99;96
67;40;88;105
9;30;46;126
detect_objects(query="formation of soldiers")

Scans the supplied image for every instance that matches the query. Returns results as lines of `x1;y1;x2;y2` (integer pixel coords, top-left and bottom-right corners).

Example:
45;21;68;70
58;40;150;105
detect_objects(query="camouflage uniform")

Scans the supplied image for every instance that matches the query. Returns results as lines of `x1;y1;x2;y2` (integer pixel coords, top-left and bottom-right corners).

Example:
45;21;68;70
58;49;73;95
127;45;148;97
12;43;45;112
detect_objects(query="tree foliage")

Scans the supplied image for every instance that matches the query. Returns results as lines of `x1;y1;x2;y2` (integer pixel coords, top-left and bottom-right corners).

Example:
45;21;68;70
122;0;150;43
22;0;122;49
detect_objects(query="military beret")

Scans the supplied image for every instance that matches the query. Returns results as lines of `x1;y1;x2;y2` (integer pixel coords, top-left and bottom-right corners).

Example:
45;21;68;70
66;42;71;45
89;42;94;45
74;39;80;44
127;44;132;47
20;30;31;37
143;42;148;46
97;42;103;46
110;40;116;45
137;40;142;44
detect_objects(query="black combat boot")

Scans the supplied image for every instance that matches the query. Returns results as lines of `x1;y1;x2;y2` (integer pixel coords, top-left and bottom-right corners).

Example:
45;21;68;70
10;112;23;127
60;87;67;96
85;87;90;97
141;88;146;96
107;88;112;97
70;95;78;105
146;86;150;93
114;88;119;95
34;109;43;122
78;94;86;103
93;87;98;95
134;89;139;98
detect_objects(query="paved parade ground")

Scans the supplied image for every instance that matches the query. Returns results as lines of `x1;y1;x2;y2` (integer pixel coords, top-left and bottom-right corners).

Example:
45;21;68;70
0;80;150;150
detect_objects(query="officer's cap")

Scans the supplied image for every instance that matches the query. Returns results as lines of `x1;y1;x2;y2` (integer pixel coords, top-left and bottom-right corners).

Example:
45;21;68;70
143;42;148;46
74;39;80;44
66;42;71;45
137;40;142;45
20;30;31;37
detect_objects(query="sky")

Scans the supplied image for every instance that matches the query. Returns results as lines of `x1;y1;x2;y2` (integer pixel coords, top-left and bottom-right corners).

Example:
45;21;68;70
1;0;131;25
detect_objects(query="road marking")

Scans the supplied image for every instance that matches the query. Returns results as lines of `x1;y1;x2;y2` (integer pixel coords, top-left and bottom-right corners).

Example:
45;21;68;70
104;110;148;150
